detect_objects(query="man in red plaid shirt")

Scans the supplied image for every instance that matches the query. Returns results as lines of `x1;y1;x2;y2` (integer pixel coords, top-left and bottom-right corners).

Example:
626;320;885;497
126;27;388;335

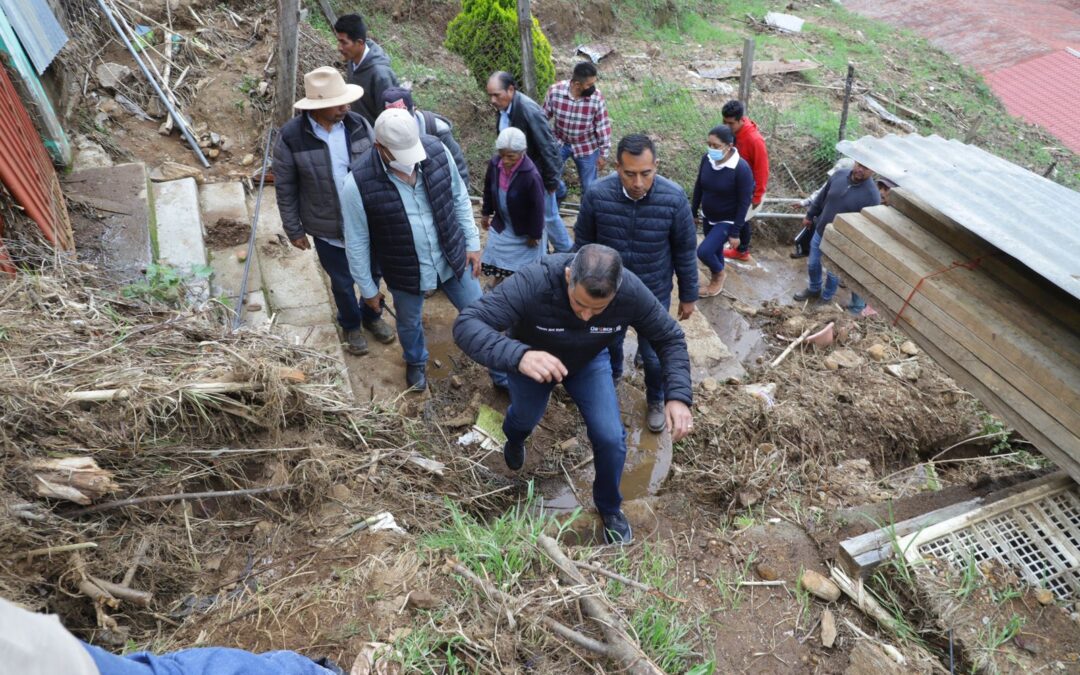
544;62;612;201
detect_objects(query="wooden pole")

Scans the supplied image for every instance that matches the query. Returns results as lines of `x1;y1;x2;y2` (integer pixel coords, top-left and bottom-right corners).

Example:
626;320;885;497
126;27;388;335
517;0;537;99
838;62;855;141
738;37;755;106
274;0;300;128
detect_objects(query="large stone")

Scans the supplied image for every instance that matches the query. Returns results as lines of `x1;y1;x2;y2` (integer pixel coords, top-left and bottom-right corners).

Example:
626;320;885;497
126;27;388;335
153;178;207;274
200;182;248;225
96;63;132;89
71;136;113;171
65;162;150;283
676;302;733;368
149;162;203;182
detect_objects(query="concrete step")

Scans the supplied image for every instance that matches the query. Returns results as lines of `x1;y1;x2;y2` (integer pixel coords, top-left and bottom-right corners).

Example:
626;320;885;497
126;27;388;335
64;162;151;283
200;181;262;324
152;177;209;299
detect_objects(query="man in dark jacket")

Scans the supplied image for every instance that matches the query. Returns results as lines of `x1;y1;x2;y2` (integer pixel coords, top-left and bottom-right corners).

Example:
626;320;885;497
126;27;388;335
334;14;399;126
574;134;698;433
453;245;693;544
486;71;573;253
273;66;395;356
341;108;483;391
794;161;881;313
380;86;469;188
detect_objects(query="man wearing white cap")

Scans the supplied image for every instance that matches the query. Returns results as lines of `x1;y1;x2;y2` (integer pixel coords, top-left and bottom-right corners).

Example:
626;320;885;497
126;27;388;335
273;66;396;356
341;108;483;391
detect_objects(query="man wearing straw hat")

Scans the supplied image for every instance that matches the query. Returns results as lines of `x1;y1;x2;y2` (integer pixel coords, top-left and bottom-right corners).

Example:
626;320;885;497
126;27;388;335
273;67;397;357
340;108;484;392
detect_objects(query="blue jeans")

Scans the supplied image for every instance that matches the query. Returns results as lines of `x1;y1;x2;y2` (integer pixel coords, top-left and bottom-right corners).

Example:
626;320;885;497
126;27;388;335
503;351;627;515
388;273;482;366
313;237;380;330
544;190;573;253
555;145;600;201
697;220;734;273
807;229;840;299
608;330;665;404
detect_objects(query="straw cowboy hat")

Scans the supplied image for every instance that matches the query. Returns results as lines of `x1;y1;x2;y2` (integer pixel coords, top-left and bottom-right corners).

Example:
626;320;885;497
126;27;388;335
294;67;363;110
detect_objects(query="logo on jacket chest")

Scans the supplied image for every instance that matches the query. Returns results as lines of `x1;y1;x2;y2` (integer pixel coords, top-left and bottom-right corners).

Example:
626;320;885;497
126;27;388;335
588;325;622;334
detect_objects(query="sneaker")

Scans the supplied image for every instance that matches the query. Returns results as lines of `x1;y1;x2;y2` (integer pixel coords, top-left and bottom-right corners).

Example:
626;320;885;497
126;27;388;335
344;328;369;356
793;288;821;302
405;364;427;391
724;249;751;262
646;401;666;433
503;437;525;471
790;250;808;259
364;317;396;344
601;511;633;545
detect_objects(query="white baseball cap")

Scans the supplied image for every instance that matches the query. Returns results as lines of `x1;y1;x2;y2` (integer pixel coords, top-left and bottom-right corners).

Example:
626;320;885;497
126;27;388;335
374;108;427;165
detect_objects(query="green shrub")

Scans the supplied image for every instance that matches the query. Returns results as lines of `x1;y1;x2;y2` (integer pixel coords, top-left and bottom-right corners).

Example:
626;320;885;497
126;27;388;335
445;0;556;95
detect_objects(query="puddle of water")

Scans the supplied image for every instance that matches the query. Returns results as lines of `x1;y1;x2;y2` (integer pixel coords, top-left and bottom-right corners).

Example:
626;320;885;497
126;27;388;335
541;387;671;513
425;336;458;383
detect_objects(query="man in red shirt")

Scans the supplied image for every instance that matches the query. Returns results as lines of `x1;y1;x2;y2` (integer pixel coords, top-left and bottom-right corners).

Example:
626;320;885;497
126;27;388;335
722;100;769;261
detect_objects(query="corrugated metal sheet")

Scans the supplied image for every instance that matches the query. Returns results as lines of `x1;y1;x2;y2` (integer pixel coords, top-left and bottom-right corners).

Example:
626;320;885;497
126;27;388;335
0;57;72;252
837;134;1080;301
0;0;67;75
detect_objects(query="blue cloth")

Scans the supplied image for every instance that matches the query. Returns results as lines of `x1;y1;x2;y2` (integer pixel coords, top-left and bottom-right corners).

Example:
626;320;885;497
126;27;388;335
83;642;332;675
697;220;735;273
609;312;666;404
808;229;826;294
502;351;626;514
312;236;380;327
482;188;546;272
498;106;511;132
544;190;573;253
555;145;599;201
340;143;479;298
389;273;483;365
307;116;350;191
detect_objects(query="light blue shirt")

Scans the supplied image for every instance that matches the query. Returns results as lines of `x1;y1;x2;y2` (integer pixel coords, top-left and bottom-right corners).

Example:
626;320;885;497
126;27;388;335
341;143;479;298
498;103;512;132
307;114;350;248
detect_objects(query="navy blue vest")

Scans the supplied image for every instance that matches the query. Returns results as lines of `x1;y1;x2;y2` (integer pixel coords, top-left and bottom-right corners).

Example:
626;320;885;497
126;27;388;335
353;136;466;295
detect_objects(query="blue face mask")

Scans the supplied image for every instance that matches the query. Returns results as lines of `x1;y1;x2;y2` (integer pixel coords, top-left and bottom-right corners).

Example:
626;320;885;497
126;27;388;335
707;148;727;162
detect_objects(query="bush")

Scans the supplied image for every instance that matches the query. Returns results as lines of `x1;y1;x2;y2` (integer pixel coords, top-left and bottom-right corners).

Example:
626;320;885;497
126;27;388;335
445;0;556;95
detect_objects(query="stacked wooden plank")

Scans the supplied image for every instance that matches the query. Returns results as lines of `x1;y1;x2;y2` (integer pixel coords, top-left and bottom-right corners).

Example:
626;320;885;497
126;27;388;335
820;187;1080;483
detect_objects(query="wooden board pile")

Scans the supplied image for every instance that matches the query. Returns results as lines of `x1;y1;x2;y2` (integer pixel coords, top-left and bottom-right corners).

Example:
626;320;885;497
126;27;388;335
820;187;1080;483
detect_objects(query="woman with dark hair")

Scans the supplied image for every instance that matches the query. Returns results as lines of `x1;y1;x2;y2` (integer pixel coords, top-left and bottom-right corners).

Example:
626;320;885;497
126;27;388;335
692;124;755;296
480;127;547;284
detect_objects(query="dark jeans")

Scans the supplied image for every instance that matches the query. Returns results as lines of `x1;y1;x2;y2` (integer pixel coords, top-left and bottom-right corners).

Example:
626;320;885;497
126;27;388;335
313;238;380;330
736;220;752;253
608;305;666;405
503;351;627;515
697;220;733;273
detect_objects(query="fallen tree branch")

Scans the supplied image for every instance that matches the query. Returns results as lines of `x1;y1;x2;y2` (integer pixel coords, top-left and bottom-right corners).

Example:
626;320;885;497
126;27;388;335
537;534;664;675
65;484;295;517
19;542;98;559
573;560;686;603
770;328;812;368
121;535;151;587
448;560;610;656
89;576;153;606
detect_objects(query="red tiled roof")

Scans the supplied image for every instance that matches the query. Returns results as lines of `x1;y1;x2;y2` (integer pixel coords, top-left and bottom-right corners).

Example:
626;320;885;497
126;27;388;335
985;50;1080;153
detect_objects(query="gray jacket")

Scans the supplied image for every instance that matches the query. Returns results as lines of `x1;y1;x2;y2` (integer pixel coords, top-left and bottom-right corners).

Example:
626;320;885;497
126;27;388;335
272;111;374;241
345;40;399;126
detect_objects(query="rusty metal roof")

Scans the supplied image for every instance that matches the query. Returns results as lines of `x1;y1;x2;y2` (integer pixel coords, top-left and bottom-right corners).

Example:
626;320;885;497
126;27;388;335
0;0;67;75
836;134;1080;301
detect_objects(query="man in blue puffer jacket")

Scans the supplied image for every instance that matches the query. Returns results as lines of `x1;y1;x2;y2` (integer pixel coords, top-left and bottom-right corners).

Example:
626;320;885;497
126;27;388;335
574;134;699;434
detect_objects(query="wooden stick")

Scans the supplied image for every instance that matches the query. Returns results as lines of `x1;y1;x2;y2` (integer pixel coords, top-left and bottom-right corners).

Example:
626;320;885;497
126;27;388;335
89;576;153;606
829;565;900;632
770;328;812;368
537;534;665;675
121;535;151;587
66;484;295;517
449;561;611;656
20;542;98;559
573;560;687;603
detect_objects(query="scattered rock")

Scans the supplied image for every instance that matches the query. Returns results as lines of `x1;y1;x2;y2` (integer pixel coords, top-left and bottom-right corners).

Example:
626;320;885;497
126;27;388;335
866;343;887;361
329;483;351;502
1035;588;1055;605
1013;633;1041;655
558;438;580;452
821;609;837;648
755;562;779;581
236;247;248;262
824;356;840;371
246;303;262;312
701;377;718;392
240;153;255;166
97;97;122;118
71;136;113;171
899;340;919;356
433;358;443;369
207;148;221;159
406;590;439;610
830;348;865;369
149;161;203;182
95;62;132;89
449;375;463;389
737;488;761;508
885;361;920;381
799;569;841;602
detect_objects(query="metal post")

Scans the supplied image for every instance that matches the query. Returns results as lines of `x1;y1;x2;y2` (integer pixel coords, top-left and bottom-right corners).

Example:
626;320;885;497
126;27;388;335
233;127;276;331
838;62;855;141
738;38;755;106
274;0;300;128
517;0;537;99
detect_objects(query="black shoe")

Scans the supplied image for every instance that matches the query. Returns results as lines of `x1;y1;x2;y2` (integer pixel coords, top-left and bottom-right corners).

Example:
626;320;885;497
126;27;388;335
503;437;525;471
633;351;644;368
344;328;369;355
363;317;396;344
790;250;808;259
793;288;821;301
602;511;633;545
405;364;427;391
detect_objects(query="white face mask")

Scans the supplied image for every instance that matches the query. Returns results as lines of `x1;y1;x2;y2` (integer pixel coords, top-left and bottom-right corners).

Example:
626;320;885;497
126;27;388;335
389;159;416;175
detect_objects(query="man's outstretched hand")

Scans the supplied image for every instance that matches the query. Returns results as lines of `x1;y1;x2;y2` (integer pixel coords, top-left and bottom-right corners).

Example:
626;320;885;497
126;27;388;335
665;400;693;441
518;350;568;383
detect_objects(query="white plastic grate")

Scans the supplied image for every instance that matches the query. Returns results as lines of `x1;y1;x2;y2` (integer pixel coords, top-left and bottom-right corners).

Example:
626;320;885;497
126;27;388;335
900;475;1080;600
